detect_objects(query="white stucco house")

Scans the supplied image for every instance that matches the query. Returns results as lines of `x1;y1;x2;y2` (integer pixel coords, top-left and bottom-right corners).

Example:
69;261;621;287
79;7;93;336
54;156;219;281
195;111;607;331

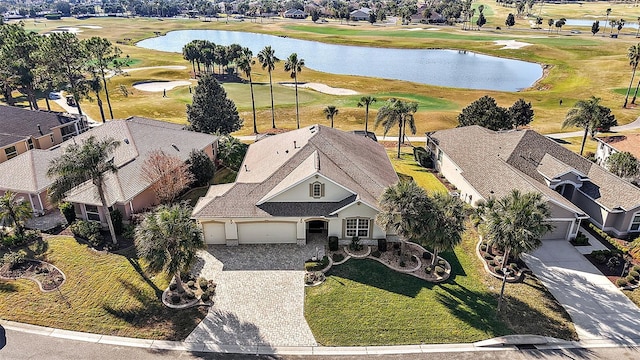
594;134;640;167
192;124;399;245
427;126;640;239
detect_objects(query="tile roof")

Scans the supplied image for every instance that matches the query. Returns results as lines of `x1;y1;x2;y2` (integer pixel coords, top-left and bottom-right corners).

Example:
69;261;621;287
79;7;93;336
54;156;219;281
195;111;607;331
193;125;399;219
63;117;218;206
0;105;80;147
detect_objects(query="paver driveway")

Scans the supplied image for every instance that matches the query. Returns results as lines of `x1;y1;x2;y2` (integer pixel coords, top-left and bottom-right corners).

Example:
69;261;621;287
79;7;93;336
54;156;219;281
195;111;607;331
185;240;323;347
522;239;640;344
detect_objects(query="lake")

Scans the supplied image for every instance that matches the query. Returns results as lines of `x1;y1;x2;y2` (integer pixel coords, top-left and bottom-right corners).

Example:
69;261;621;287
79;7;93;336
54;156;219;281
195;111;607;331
137;29;543;92
564;19;639;30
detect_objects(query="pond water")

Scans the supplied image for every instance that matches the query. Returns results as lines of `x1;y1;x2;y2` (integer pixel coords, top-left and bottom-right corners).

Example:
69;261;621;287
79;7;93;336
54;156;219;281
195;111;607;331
564;19;639;30
137;30;543;92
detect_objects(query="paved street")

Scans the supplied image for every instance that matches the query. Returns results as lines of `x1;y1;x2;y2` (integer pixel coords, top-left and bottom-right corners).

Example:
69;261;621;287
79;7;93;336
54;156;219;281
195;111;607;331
522;239;640;343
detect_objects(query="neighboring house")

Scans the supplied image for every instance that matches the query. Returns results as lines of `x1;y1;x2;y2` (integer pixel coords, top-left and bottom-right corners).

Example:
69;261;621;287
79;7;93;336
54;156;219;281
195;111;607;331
427;126;640;240
192;124;399;246
0;117;217;220
594;134;640;167
410;7;445;23
350;8;370;21
0;105;88;163
283;9;307;19
63;117;218;225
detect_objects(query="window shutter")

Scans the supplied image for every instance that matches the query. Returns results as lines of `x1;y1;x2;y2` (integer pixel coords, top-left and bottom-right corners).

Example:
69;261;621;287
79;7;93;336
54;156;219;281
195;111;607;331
342;219;346;239
309;183;313;197
321;183;325;197
368;219;373;239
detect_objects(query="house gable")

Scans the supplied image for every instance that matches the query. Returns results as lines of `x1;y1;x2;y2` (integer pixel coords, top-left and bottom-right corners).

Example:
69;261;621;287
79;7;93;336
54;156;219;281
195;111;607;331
262;173;355;203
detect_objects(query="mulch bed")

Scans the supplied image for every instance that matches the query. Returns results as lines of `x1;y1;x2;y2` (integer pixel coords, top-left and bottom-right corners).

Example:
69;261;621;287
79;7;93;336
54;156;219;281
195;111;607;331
584;253;628;283
0;260;65;291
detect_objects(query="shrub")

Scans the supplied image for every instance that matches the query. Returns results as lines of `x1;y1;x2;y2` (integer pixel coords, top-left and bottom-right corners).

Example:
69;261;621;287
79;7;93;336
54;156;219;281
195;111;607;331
171;294;181;304
425;265;433;273
484;253;493;260
328;236;339;251
626;275;636;283
413;146;433;168
422;252;432;260
393;243;400;250
110;209;123;236
198;277;209;290
589;223;629;253
371;250;381;258
591;250;609;264
435;266;445;276
437;259;446;266
630;271;640;279
185;291;196;300
488;260;496;267
201;292;211;302
304;272;317;285
332;253;345;262
2;251;27;269
187;149;216;187
494;265;503;274
122;224;136;240
480;244;487;252
304;262;319;271
634;265;640;273
58;202;76;224
572;232;589;246
377;238;387;252
349;236;362;251
187;280;196;289
617;278;628;287
399;261;406;267
169;283;177;291
70;220;103;247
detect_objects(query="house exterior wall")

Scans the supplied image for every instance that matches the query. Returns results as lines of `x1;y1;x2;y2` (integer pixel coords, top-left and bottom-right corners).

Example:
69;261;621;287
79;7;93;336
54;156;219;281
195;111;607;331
607;205;640;237
435;149;483;206
130;187;158;214
573;189;606;225
268;177;352;202
34;133;56;149
0;141;28;163
595;140;615;166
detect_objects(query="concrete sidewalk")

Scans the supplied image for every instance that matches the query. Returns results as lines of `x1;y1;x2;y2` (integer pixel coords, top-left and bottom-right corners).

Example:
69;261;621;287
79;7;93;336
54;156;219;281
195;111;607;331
522;240;640;344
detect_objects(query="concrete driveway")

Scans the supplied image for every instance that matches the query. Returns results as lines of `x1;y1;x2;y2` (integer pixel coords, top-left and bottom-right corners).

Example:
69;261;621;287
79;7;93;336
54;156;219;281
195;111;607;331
522;240;640;344
185;240;324;348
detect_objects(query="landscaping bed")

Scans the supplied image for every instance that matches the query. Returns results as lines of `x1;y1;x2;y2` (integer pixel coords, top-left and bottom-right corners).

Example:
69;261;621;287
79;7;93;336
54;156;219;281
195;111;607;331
162;275;215;308
0;258;65;292
476;239;527;283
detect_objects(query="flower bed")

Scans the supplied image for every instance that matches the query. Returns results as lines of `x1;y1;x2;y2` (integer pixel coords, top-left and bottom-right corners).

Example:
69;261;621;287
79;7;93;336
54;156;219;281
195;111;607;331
476;239;525;282
0;258;65;292
162;276;215;309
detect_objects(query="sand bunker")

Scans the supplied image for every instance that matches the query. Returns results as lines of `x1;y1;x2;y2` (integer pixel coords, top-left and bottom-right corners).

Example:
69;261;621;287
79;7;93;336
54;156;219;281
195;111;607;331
133;80;192;92
79;25;102;29
493;40;532;50
400;28;439;31
281;82;358;95
50;27;82;34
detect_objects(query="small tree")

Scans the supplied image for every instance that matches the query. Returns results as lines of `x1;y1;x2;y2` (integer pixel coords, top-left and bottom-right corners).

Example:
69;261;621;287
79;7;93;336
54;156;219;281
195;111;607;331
476;13;486;30
0;192;33;239
135;204;205;293
140;150;194;205
607;151;640;179
323;105;339;128
505;13;515;28
591;20;600;36
357;96;377;133
187;149;216;187
509;98;534;129
548;18;554;32
457;96;511;130
423;193;465;269
187;74;242;135
218;135;248;171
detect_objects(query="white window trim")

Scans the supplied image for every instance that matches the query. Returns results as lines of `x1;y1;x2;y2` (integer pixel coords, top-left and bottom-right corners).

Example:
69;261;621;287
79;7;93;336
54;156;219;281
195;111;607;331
4;145;17;159
345;217;370;238
629;212;640;232
84;204;101;222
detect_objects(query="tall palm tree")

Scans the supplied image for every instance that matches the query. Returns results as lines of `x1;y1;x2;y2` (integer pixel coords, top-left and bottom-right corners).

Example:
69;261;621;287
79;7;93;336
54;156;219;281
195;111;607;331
605;8;612;35
636;16;640;38
84;36;121;120
482;190;553;270
357;96;377;133
375;99;418;159
376;180;434;263
257;46;279;129
87;69;107;123
0;191;33;239
237;48;258;134
47;136;121;245
562;96;606;155
284;53;305;129
135;203;205;293
182;41;198;75
323;105;339;128
424;193;465;268
624;44;640;108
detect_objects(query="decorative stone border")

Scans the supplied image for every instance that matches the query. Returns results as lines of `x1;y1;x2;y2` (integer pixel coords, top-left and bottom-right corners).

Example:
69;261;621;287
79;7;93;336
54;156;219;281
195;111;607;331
0;259;66;293
161;288;212;309
475;237;524;283
343;245;371;258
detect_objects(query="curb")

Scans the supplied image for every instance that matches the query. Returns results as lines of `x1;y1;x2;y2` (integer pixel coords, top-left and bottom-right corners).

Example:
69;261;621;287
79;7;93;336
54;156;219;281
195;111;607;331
5;318;639;355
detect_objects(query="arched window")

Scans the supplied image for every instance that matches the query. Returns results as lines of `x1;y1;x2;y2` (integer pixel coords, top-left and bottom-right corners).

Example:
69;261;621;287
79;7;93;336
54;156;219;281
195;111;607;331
310;182;325;198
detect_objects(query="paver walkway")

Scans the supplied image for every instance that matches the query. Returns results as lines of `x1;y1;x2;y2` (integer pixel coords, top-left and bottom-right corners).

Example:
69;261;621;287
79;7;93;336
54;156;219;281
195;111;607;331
522;239;640;344
185;240;323;347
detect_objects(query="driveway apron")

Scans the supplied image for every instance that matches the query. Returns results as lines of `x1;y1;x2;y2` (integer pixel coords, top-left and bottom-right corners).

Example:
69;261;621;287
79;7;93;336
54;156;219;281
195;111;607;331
185;242;321;347
522;239;640;344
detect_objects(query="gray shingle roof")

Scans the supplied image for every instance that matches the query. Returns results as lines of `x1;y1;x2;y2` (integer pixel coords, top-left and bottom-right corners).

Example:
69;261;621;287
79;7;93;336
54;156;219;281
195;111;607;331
430;125;640;212
193;125;399;219
0;105;79;147
0;149;61;193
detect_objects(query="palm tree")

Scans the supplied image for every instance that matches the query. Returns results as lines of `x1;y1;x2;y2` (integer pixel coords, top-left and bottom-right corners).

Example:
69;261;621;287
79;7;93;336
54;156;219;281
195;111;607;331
284;53;305;129
135;203;205;293
87;69;107;123
182;41;198;75
84;36;121;120
562;96;606;155
47;136;121;245
323;105;339;128
375;99;418;159
624;44;640;108
605;8;612;35
0;191;33;239
424;193;465;268
357;96;377;133
482;190;553;270
237;48;258;134
376;180;434;263
257;46;279;129
636;16;640;38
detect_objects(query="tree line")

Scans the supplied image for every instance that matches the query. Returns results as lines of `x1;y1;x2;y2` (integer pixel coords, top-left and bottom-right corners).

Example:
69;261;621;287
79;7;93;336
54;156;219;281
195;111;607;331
0;23;127;123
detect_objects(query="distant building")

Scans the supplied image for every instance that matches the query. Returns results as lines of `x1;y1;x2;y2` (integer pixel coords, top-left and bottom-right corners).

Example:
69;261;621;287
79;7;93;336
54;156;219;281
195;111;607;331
595;135;640;167
350;8;371;21
283;9;307;19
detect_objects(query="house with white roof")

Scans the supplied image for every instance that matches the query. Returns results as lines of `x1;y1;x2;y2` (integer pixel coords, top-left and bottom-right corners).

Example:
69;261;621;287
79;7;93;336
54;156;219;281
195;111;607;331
192;124;399;245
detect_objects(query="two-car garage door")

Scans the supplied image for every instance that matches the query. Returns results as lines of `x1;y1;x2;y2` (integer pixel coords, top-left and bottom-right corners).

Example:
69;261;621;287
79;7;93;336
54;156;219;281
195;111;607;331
203;221;298;244
237;222;297;244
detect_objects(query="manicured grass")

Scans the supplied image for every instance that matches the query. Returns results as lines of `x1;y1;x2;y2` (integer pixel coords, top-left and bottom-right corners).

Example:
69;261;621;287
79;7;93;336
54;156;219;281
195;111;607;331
388;149;447;194
0;236;206;340
181;167;238;206
305;226;577;345
557;135;599;155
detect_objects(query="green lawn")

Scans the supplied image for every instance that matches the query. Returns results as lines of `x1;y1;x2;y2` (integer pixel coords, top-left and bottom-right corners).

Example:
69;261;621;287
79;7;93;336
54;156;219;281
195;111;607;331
180;167;238;206
0;236;206;340
388;150;448;194
305;227;577;345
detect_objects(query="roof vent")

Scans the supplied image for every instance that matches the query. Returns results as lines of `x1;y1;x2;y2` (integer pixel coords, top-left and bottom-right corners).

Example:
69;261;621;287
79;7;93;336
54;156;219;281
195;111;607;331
285;150;289;154
244;164;249;172
293;141;297;148
171;143;179;151
37;124;43;136
124;138;129;144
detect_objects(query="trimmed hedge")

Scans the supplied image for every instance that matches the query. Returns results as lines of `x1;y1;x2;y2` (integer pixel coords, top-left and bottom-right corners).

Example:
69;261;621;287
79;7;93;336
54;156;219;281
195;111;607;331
588;223;628;253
